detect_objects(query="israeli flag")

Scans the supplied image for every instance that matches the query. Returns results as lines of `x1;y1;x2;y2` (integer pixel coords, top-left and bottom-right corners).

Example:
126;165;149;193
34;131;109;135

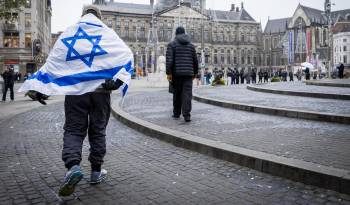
19;14;134;97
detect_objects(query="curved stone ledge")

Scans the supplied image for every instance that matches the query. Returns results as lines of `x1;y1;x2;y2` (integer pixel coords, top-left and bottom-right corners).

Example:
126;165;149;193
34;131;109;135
247;85;350;100
306;81;350;88
193;94;350;124
111;99;350;195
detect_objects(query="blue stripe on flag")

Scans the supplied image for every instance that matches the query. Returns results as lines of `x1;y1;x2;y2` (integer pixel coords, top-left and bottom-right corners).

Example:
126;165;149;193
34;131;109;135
78;22;103;27
122;84;128;97
29;61;132;86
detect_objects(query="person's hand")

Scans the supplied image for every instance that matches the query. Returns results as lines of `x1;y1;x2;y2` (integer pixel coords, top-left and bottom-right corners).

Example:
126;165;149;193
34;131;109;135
102;79;124;91
167;75;172;82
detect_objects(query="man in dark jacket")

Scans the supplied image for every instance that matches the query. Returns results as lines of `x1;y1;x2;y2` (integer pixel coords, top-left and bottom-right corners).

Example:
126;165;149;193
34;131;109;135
234;68;240;84
166;27;198;122
2;66;15;101
239;68;245;84
258;70;263;83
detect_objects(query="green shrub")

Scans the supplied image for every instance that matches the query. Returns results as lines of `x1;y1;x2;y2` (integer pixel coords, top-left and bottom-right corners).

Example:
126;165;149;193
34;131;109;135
271;76;281;82
211;78;225;86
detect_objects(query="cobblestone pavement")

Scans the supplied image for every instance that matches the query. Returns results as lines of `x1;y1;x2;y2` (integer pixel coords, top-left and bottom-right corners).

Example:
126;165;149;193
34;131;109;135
121;91;350;171
194;86;350;115
251;82;350;95
1;103;350;204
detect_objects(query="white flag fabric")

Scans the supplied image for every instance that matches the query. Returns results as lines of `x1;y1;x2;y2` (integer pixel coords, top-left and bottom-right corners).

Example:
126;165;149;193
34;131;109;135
19;14;134;96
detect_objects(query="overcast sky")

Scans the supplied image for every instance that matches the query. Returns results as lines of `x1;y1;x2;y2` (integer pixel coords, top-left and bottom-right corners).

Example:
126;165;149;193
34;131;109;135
51;0;350;33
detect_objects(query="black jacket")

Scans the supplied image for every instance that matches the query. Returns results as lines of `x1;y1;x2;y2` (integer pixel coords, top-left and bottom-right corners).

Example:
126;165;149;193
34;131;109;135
2;70;15;85
166;34;198;77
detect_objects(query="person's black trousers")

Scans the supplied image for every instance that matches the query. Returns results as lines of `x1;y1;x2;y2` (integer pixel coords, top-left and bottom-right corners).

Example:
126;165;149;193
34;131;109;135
173;77;193;118
2;83;14;101
62;92;111;170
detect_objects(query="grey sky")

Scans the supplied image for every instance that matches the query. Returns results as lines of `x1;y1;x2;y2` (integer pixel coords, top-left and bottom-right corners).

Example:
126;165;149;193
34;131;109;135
51;0;350;33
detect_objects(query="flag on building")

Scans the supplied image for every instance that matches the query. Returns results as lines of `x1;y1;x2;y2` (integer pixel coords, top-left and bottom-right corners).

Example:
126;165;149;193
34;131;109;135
19;14;134;97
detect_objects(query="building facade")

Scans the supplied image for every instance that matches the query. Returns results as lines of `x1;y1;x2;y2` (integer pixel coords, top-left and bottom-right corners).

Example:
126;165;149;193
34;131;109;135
92;0;261;72
262;17;290;69
0;0;52;75
333;17;350;66
262;3;350;72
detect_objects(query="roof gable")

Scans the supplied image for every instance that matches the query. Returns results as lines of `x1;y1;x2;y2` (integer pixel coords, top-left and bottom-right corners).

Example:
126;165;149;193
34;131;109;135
158;5;208;19
264;18;291;33
96;2;153;15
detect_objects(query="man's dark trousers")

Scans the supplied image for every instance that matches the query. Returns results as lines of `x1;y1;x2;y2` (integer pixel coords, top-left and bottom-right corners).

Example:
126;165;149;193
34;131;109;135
2;83;14;101
62;92;110;170
173;76;193;118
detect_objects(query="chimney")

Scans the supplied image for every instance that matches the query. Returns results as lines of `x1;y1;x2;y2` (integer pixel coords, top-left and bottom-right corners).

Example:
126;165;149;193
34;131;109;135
230;4;235;12
241;2;244;9
236;7;239;12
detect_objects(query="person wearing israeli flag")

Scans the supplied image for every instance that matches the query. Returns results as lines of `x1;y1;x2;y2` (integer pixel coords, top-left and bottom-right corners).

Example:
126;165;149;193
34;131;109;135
19;6;134;197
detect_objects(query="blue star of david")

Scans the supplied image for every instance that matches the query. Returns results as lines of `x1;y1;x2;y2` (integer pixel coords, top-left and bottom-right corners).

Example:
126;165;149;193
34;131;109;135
61;27;108;67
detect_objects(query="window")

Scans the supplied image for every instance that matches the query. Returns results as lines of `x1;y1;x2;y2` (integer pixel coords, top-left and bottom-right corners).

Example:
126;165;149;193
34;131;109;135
323;29;327;45
204;31;209;42
221;49;225;64
25;33;31;48
25;13;31;28
159;30;164;41
227;50;231;64
166;30;172;41
116;20;121;34
3;32;19;48
273;38;278;48
214;49;218;64
25;0;31;8
205;48;209;64
160;47;165;56
124;27;129;38
241;50;245;64
344;55;347;64
344;38;347;42
344;46;347;52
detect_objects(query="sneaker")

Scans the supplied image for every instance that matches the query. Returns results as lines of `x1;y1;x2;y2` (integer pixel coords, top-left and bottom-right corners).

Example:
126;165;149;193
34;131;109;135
58;165;84;197
90;169;107;184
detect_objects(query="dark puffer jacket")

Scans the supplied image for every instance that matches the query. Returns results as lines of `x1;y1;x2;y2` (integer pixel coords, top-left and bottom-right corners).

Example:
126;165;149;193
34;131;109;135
166;34;198;77
1;70;15;85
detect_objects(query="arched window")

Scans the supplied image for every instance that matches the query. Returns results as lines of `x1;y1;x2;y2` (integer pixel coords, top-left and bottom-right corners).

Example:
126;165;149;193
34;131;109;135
323;29;327;45
346;14;350;21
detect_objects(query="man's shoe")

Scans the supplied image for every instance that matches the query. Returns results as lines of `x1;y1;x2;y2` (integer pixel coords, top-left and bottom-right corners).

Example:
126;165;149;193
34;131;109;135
172;115;180;119
58;165;84;197
184;116;191;122
90;169;107;184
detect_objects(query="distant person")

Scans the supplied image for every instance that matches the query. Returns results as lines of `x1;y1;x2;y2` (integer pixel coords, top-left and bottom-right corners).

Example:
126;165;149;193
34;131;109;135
258;69;263;83
251;68;256;84
305;67;310;80
234;68;239;84
263;70;269;83
289;71;294;81
2;66;15;101
339;63;345;79
240;68;245;84
166;26;198;122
